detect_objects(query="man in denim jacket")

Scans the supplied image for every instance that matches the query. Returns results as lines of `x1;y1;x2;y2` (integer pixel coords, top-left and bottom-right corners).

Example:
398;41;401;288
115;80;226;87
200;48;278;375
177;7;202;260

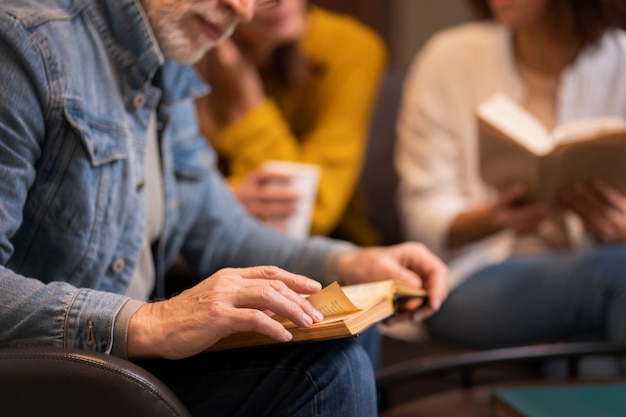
0;0;447;415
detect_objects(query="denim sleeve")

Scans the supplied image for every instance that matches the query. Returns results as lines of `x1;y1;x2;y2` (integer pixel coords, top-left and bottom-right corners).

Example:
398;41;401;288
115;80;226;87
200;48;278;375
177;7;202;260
0;272;131;353
0;15;131;354
177;157;358;286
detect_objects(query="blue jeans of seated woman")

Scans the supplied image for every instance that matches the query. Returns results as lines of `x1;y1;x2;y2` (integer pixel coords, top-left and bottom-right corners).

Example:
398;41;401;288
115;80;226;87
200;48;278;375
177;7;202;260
425;246;626;348
139;338;376;417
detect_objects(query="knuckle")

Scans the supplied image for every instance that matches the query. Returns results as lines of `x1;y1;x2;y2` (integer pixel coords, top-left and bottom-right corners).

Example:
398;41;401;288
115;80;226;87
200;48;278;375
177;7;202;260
218;267;235;276
405;241;425;252
271;279;288;292
414;241;427;252
248;309;267;327
284;304;301;319
263;265;282;276
258;284;276;301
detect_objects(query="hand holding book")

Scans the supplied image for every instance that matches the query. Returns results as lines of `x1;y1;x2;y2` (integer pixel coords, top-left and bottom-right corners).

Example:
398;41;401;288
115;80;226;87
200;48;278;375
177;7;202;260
559;178;626;244
206;280;427;352
491;182;552;234
335;243;448;319
198;242;447;353
477;93;626;205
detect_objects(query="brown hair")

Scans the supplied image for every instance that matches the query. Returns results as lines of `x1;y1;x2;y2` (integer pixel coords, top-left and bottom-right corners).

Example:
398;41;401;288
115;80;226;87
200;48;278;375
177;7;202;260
259;5;324;92
467;0;626;43
261;43;317;91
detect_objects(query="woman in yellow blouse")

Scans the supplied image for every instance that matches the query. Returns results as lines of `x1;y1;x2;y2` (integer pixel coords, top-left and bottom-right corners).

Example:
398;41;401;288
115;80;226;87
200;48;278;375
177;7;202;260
195;0;388;246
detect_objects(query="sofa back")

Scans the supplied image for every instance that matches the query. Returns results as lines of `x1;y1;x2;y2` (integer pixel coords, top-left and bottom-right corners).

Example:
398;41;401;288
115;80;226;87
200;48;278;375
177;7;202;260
359;67;407;245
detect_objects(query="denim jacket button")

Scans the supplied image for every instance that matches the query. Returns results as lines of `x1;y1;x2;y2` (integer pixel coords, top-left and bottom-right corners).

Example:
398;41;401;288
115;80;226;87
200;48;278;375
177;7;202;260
111;258;125;274
133;93;146;108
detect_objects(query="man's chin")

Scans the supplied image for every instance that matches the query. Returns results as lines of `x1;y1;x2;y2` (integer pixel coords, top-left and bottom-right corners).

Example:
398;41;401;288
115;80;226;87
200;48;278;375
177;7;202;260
163;41;217;64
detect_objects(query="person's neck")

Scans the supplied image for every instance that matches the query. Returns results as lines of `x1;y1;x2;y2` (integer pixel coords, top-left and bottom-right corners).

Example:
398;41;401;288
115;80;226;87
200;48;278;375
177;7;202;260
514;23;583;76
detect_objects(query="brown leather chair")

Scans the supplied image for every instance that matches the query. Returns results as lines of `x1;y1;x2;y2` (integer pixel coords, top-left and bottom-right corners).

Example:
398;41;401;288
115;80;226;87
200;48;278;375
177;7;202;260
0;347;191;417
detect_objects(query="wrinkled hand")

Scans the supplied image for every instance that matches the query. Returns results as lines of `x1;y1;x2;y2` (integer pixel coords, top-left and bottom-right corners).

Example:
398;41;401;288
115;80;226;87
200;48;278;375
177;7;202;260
559;179;626;243
127;266;323;360
491;183;551;234
232;168;300;223
336;242;448;323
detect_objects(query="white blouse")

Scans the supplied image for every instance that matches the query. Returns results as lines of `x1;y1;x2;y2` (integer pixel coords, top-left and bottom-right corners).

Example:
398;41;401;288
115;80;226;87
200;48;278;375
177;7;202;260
395;22;626;290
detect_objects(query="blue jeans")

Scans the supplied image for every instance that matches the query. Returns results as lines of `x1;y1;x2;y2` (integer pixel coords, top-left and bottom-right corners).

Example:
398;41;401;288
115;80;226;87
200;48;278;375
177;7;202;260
138;338;376;417
426;246;626;348
357;326;381;370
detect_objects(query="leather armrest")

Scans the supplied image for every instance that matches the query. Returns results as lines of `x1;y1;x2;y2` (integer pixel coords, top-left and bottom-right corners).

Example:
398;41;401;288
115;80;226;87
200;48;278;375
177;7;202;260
0;347;191;417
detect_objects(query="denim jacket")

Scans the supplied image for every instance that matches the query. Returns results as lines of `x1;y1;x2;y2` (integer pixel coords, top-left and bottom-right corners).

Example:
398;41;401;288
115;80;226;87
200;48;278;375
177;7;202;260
0;0;343;354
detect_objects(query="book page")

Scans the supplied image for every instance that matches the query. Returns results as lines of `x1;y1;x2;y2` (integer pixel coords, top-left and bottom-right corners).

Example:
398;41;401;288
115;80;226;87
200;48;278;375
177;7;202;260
394;282;428;298
341;280;395;310
552;117;626;144
478;117;544;200
274;282;364;327
275;281;397;327
306;282;361;317
477;93;553;155
550;131;626;197
275;280;424;328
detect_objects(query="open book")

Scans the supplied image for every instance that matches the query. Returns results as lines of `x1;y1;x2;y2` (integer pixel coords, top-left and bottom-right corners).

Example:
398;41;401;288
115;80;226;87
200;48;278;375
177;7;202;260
206;280;427;352
477;93;626;203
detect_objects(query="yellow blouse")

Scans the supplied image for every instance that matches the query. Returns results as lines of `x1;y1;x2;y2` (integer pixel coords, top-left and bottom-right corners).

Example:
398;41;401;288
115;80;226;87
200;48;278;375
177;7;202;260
215;6;388;245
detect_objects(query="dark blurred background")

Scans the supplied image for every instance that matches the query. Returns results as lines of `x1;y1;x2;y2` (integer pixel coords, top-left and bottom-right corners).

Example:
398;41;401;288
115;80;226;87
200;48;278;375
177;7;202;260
310;0;473;68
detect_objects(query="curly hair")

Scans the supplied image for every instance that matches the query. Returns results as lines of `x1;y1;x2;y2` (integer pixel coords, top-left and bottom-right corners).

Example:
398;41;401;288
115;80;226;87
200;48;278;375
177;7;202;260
467;0;626;43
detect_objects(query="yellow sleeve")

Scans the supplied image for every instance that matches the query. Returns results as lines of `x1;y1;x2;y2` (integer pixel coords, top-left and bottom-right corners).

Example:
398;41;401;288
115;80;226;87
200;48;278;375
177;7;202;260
219;98;295;187
218;8;388;236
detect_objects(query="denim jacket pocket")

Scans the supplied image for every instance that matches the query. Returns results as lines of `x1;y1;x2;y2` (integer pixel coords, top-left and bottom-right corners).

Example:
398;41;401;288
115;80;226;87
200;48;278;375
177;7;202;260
64;105;130;167
9;103;135;279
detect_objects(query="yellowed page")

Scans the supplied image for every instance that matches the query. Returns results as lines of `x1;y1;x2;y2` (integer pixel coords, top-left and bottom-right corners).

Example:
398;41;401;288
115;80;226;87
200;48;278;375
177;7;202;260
307;281;399;325
276;281;397;327
389;282;427;298
341;280;395;309
307;280;424;316
305;282;362;316
275;282;362;327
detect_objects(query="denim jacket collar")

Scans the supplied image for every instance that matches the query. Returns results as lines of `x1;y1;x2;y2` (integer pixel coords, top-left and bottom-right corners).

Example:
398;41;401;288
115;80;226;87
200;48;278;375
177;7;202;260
84;0;208;103
83;0;164;89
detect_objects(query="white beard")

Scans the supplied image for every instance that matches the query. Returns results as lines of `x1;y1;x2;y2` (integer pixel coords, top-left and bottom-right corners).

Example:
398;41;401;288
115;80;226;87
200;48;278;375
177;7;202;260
159;22;235;64
144;0;237;64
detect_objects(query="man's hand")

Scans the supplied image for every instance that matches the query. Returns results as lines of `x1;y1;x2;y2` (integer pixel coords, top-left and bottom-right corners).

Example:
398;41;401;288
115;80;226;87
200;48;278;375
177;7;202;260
336;242;448;322
127;266;323;360
560;179;626;243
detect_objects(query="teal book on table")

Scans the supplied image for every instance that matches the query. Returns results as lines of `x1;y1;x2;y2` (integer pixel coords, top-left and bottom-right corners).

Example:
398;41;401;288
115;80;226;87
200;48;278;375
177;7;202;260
491;383;626;417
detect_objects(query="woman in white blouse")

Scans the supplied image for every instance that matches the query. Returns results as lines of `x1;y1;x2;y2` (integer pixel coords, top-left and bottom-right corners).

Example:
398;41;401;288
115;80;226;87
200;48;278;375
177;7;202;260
396;0;626;347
